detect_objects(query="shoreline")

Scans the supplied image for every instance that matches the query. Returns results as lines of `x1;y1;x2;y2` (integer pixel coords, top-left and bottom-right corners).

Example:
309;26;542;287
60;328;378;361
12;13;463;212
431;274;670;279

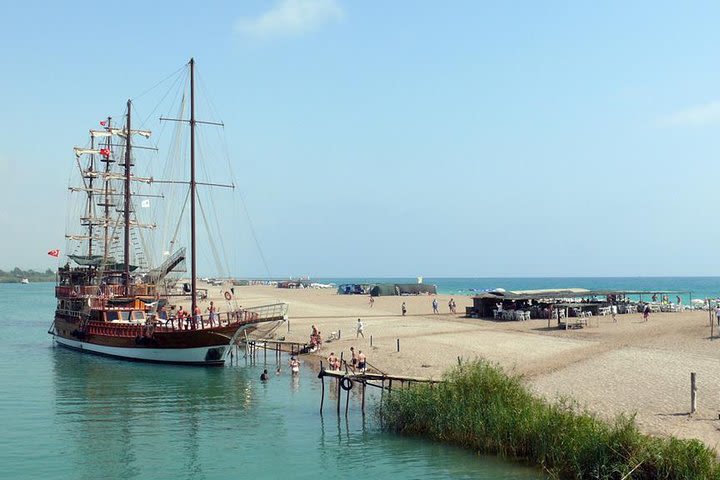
209;283;720;451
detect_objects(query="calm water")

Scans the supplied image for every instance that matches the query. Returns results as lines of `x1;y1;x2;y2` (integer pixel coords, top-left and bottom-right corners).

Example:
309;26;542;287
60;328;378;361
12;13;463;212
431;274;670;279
322;276;720;303
0;283;543;479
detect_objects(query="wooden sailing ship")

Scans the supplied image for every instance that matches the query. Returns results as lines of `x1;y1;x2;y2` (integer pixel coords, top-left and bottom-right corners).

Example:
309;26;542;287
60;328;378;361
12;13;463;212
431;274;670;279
50;59;287;365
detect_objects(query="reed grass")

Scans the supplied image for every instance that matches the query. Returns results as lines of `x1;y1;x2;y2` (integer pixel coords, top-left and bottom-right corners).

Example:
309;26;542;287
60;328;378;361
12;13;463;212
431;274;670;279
377;360;720;479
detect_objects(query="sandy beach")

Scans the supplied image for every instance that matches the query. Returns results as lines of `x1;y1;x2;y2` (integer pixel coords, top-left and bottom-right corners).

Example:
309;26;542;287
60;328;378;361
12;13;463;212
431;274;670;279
203;283;720;450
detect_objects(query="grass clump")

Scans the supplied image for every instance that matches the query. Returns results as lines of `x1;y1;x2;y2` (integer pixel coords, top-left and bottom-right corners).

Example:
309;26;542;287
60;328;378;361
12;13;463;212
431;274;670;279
377;360;720;479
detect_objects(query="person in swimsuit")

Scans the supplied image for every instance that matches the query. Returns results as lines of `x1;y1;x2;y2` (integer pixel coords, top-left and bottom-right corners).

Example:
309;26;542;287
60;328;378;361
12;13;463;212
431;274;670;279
357;350;367;372
289;357;300;375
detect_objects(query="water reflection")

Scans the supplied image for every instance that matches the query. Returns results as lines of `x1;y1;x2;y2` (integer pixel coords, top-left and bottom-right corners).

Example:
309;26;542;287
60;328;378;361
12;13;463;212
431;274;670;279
48;346;543;480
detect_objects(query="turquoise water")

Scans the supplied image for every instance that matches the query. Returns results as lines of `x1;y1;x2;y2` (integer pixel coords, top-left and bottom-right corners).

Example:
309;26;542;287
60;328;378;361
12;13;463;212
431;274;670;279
322;276;720;303
0;283;543;479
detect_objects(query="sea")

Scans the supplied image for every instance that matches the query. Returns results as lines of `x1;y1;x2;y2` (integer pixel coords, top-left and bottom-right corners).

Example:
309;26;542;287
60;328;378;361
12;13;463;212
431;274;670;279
4;277;718;479
0;282;543;480
319;276;720;304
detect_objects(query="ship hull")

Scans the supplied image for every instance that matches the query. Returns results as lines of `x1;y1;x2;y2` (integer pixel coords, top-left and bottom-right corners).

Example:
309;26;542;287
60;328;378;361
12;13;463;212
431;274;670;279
53;335;235;365
52;317;255;366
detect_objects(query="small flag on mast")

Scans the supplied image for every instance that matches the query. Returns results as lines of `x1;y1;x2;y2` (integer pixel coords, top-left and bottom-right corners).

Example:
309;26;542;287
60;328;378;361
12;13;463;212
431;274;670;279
100;121;107;126
99;148;110;157
48;249;60;257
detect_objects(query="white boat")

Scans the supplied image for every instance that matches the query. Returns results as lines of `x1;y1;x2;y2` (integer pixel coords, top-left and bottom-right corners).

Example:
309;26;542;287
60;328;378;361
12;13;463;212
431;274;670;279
20;278;29;284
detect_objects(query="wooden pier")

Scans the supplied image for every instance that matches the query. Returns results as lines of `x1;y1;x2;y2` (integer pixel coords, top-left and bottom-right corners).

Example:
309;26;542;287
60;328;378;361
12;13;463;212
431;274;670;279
317;363;443;416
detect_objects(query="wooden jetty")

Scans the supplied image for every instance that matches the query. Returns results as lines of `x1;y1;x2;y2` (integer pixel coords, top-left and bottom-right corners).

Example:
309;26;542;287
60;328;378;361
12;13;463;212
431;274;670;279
317;363;443;416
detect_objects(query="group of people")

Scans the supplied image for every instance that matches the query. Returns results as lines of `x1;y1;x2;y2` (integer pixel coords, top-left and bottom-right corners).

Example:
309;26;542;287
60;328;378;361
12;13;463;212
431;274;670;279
310;324;323;349
158;301;222;330
260;357;300;381
326;347;367;372
431;298;456;314
651;294;682;305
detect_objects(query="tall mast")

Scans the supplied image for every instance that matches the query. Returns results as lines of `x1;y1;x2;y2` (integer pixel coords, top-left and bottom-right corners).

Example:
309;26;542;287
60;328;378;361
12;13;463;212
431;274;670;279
124;100;132;296
87;136;95;257
102;117;112;264
190;58;197;316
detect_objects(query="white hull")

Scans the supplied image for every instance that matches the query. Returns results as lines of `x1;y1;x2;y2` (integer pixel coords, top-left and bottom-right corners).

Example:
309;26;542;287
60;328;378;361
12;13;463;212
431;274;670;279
54;336;232;365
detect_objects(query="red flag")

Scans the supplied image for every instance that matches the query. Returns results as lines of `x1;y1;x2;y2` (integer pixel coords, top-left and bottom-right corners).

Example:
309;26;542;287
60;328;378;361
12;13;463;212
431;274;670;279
48;249;60;257
100;121;107;126
99;148;110;157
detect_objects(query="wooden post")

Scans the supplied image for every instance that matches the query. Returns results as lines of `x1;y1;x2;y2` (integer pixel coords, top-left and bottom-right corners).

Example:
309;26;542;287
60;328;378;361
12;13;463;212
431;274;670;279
396;338;400;352
338;329;341;339
320;362;325;414
370;335;373;347
691;372;697;414
336;377;341;415
345;381;350;416
264;342;267;364
388;379;393;394
361;381;366;415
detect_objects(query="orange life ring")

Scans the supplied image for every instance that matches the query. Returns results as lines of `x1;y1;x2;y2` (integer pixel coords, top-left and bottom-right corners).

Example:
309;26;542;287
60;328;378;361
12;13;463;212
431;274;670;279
224;291;232;301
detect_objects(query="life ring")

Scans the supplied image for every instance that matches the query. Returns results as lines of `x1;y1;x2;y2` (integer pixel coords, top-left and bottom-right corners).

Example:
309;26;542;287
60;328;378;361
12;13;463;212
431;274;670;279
340;377;353;391
224;291;232;301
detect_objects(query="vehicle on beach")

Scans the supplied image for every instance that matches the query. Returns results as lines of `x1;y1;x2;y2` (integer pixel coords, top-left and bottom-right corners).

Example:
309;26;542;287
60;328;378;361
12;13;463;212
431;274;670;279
49;59;288;365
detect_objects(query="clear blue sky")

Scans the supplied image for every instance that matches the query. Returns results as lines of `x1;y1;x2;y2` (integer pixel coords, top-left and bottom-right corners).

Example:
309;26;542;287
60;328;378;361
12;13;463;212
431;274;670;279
2;0;720;277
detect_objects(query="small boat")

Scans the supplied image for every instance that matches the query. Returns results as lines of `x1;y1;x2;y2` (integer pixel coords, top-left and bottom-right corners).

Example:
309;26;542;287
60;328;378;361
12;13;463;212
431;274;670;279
20;278;29;284
50;59;288;365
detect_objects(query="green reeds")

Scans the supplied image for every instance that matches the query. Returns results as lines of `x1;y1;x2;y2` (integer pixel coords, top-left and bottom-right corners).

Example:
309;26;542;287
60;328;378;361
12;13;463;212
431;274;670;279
377;360;720;479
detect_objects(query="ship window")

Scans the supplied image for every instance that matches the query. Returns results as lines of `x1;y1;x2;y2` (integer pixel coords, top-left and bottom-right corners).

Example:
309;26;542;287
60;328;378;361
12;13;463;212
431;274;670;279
131;311;145;321
119;311;131;321
106;311;119;321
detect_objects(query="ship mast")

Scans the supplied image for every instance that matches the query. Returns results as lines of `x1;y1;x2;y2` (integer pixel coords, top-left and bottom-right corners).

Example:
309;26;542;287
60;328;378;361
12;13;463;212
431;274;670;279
190;58;197;316
87;136;95;257
102;117;112;264
124;101;132;296
159;58;228;314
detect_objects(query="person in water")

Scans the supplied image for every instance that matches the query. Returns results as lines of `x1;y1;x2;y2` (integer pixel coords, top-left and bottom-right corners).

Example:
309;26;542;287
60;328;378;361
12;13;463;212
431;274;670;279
289;356;300;375
260;369;269;381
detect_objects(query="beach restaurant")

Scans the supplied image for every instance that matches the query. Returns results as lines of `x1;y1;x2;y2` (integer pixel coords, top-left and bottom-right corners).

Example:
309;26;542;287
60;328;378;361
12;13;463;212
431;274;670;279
467;288;693;321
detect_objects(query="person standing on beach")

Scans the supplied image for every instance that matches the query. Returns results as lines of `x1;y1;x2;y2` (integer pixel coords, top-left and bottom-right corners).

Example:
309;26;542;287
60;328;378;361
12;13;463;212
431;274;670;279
357;350;367;372
643;304;651;322
356;318;365;338
432;298;439;314
448;298;456;314
715;305;720;326
350;346;358;368
369;295;374;308
401;302;407;316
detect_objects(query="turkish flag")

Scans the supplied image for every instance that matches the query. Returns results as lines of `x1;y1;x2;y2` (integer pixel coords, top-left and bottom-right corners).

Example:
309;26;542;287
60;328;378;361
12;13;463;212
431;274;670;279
100;148;110;157
48;249;60;257
100;121;107;126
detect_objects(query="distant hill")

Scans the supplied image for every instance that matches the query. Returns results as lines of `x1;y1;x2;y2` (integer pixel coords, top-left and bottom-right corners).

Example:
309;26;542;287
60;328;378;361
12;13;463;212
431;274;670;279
0;267;55;283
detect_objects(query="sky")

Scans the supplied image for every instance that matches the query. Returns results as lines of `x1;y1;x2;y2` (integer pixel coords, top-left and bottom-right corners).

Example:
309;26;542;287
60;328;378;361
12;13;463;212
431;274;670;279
2;0;720;277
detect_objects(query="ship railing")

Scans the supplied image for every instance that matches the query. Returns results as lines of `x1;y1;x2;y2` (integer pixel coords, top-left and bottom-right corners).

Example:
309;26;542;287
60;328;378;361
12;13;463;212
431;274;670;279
152;303;287;332
243;303;289;321
55;308;83;318
55;284;157;299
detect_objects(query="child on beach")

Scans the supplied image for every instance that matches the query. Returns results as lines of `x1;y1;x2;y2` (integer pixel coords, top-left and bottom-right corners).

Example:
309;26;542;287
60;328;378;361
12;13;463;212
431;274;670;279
643;304;651;322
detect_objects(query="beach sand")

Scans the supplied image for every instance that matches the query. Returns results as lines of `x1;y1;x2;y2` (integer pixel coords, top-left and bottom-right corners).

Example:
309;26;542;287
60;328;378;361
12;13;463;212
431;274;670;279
201;283;720;450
